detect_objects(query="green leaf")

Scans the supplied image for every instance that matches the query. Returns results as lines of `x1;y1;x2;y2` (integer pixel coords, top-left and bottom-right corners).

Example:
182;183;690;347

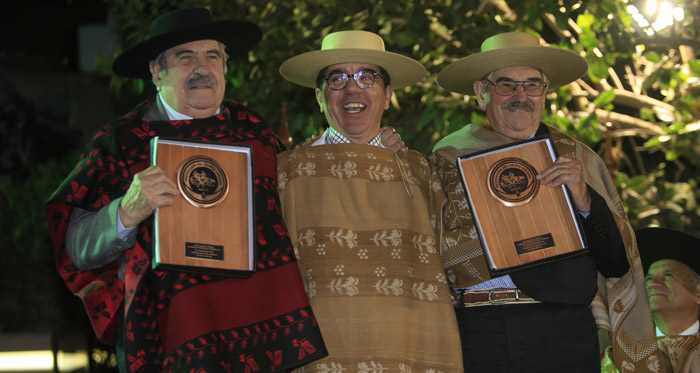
580;32;599;49
593;90;616;107
600;1;617;13
616;4;632;27
644;52;661;63
577;13;595;29
589;58;610;80
639;107;656;122
665;149;678;161
644;136;663;147
689;59;700;77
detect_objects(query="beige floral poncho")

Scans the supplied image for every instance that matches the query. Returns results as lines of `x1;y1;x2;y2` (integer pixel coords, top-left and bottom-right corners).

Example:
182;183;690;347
278;143;463;373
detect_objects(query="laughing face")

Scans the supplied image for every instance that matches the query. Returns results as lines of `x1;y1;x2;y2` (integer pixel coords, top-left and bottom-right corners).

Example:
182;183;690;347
473;65;546;140
315;62;393;144
149;39;227;119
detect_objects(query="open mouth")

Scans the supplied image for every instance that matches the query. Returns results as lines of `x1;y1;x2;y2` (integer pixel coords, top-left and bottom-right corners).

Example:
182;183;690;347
343;102;366;113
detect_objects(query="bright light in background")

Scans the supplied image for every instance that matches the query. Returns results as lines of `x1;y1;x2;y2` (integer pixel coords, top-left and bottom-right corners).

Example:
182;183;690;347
0;350;88;372
646;0;657;15
652;2;675;31
0;351;53;371
627;0;685;35
672;6;684;21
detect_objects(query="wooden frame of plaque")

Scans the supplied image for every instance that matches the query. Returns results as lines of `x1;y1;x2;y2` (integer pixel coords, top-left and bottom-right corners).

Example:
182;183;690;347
457;135;587;275
150;137;255;277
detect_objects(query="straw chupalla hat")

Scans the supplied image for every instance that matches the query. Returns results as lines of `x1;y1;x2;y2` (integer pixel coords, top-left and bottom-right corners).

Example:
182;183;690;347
437;32;588;95
279;30;426;89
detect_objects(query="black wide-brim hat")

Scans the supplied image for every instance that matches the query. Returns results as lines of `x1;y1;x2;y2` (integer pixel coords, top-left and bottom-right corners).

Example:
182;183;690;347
112;7;262;79
636;227;700;274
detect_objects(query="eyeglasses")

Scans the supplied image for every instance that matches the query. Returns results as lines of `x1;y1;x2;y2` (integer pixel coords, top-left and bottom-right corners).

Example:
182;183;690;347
322;69;383;90
484;79;548;97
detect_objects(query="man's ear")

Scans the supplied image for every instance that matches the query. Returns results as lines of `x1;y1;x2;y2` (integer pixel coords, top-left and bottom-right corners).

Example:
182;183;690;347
315;88;324;113
474;80;489;110
149;61;162;90
383;85;393;110
694;282;700;305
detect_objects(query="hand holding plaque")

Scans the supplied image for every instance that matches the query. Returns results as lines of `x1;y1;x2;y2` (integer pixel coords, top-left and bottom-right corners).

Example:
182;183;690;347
119;165;179;228
457;136;587;275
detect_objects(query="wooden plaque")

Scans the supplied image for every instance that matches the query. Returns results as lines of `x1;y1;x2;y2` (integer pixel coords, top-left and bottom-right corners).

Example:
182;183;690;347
150;137;255;277
457;136;586;275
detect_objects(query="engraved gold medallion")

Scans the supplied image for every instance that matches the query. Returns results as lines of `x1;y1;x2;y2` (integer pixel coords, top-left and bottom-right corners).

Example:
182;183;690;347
176;156;229;208
487;157;539;207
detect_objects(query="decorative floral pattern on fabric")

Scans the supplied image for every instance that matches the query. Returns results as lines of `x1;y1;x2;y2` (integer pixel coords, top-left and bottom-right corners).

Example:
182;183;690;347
278;143;463;373
46;98;327;372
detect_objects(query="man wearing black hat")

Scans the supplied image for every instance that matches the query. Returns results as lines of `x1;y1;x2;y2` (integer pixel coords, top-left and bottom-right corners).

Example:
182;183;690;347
637;227;700;372
46;8;326;372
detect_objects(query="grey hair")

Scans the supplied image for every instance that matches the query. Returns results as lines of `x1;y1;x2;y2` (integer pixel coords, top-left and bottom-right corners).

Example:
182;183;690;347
154;41;230;74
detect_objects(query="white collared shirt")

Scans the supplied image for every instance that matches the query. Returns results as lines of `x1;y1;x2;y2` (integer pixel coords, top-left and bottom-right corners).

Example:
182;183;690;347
312;127;384;147
656;320;700;337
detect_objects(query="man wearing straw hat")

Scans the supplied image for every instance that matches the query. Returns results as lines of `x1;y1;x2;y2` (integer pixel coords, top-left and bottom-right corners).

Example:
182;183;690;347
428;31;661;371
277;30;463;372
46;7;327;372
631;227;700;372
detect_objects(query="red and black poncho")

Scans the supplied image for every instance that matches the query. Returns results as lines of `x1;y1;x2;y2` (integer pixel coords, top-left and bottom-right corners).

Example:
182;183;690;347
46;98;327;372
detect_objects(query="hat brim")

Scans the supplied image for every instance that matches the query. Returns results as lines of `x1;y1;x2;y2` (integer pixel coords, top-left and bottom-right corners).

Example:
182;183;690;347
112;21;262;79
636;227;700;275
437;46;587;95
279;48;426;89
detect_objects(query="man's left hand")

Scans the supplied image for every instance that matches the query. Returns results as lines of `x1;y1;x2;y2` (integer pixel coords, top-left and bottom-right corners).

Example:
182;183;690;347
537;156;591;212
381;126;407;153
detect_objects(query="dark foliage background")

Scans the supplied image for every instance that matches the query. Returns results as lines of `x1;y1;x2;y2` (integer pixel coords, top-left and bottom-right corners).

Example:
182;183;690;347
0;0;697;369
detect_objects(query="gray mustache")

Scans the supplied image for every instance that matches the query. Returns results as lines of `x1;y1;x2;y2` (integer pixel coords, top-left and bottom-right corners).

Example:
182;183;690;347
187;75;217;88
503;101;534;111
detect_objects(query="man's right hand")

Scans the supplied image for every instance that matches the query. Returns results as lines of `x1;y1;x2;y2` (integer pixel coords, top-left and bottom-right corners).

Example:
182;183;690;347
118;165;179;228
381;126;408;153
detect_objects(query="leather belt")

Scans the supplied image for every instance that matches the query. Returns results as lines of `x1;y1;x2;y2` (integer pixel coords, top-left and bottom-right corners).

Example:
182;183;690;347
453;287;540;308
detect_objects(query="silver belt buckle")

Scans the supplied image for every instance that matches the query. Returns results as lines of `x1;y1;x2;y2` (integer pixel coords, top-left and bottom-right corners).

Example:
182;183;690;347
488;287;508;305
